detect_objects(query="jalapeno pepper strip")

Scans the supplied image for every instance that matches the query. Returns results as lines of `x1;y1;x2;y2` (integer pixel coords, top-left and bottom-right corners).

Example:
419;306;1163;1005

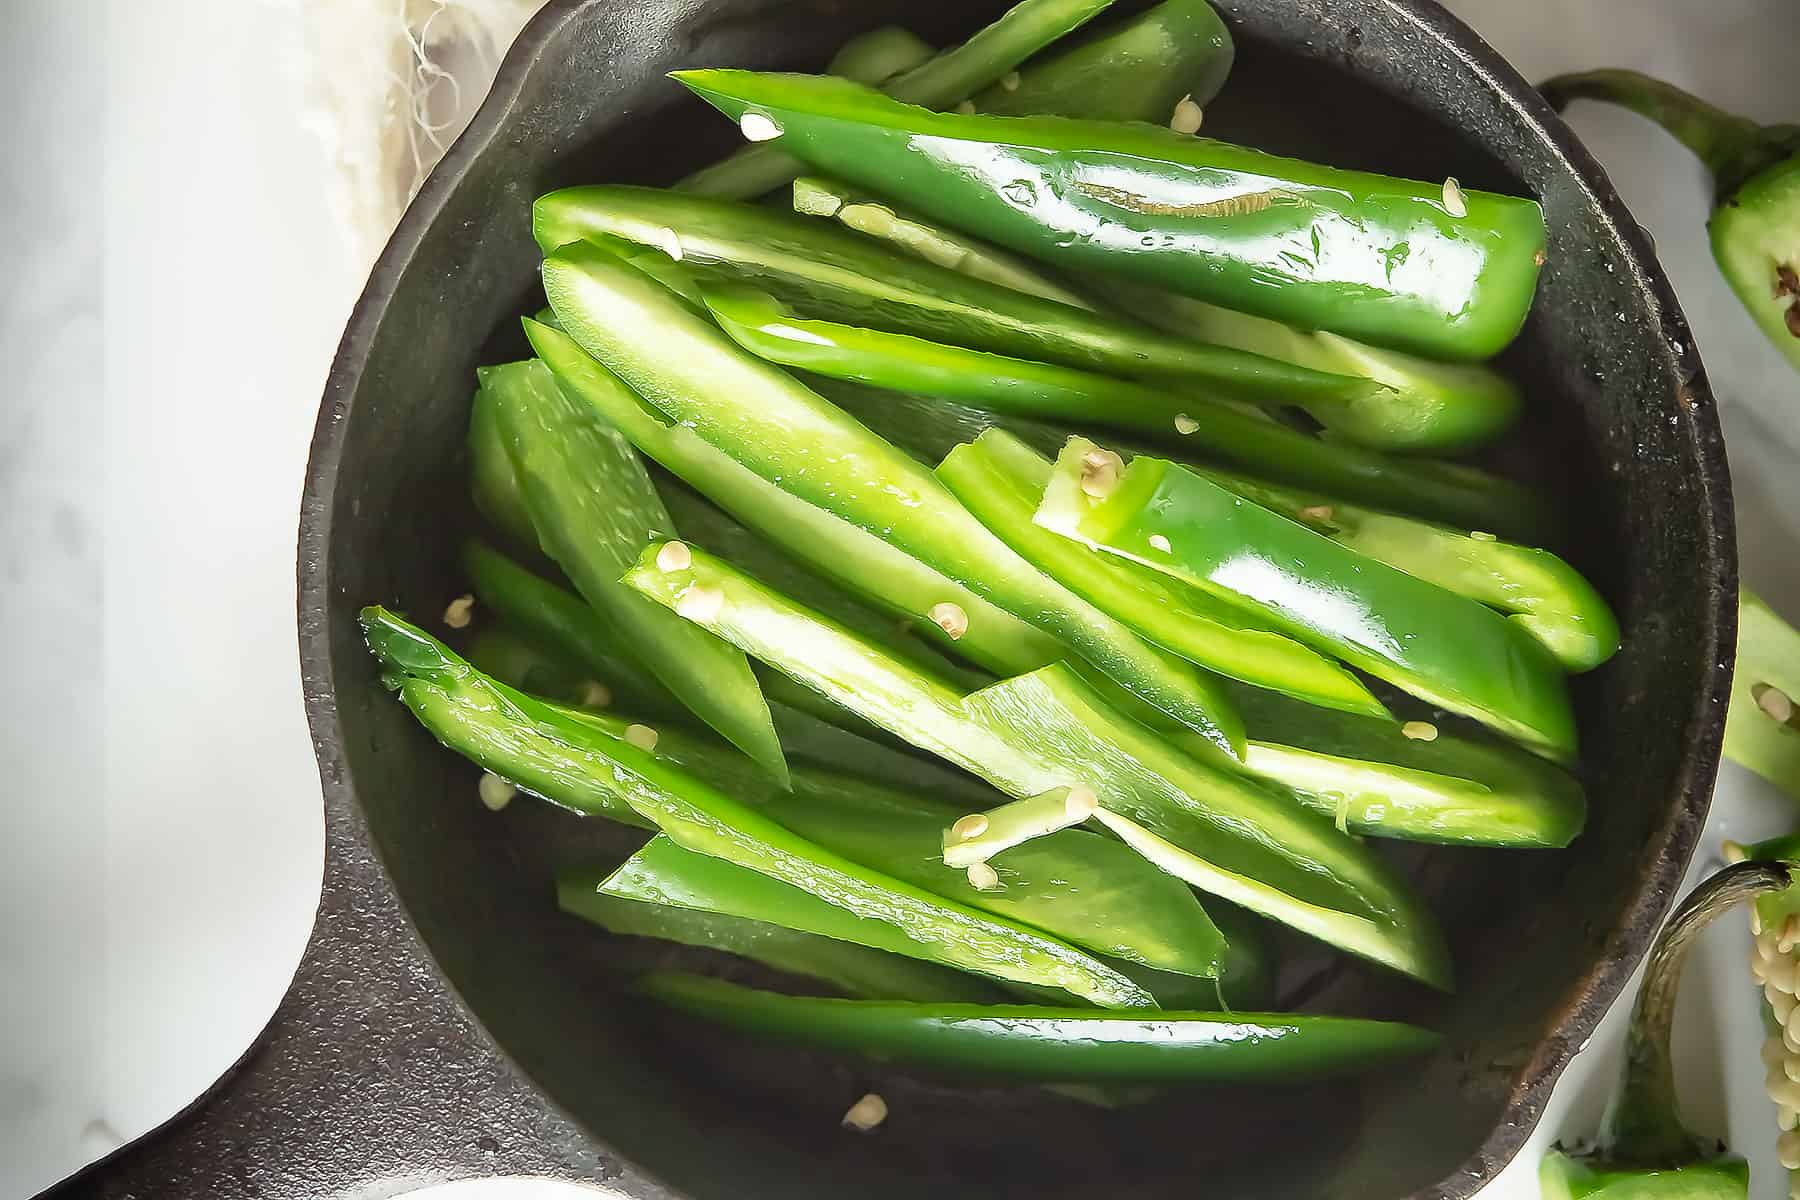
524;317;1063;677
460;540;695;722
485;359;787;782
363;606;1149;1008
1723;591;1800;803
1037;439;1577;762
701;281;1550;538
1192;470;1617;672
972;0;1233;123
532;186;1385;411
677;0;1117;200
1089;278;1523;454
640;972;1441;1083
937;429;1386;716
1542;69;1800;372
542;243;1245;756
1227;685;1585;848
625;542;1451;987
790;176;1522;455
822;27;936;89
560;854;1003;1005
1540;862;1794;1199
675;70;1547;360
467;372;539;552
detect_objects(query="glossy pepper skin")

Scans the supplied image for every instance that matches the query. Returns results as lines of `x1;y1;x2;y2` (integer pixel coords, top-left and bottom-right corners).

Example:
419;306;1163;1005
677;0;1116;200
531;186;1384;413
700;282;1553;540
675;70;1548;360
1198;469;1618;672
1227;684;1586;848
971;0;1233;122
1542;70;1800;372
639;972;1442;1083
1540;862;1795;1200
936;428;1387;716
485;359;787;782
1036;439;1577;762
559;852;1004;1006
540;240;1245;757
791;175;1524;456
626;540;1451;988
361;606;1151;1009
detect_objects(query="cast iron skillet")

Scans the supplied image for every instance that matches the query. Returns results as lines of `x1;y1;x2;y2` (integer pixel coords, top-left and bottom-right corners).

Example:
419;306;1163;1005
62;0;1734;1196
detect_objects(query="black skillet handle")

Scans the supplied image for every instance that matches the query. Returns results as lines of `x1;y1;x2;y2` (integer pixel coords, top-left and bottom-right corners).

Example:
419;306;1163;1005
42;801;613;1199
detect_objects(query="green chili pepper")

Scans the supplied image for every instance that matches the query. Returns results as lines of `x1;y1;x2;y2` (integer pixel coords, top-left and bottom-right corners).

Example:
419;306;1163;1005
674;71;1547;360
523;318;1062;677
1228;684;1585;848
702;281;1549;538
558;856;1002;1005
459;540;695;722
937;428;1385;716
792;176;1095;307
640;972;1440;1083
532;186;1385;412
822;26;936;89
677;0;1117;200
1088;278;1523;454
484;359;787;782
462;626;598;709
1723;590;1800;802
1036;439;1577;762
1191;469;1617;672
363;606;1148;1008
1540;861;1794;1199
1541;70;1800;371
790;176;1522;456
468;373;539;551
971;0;1232;122
541;243;1245;756
624;541;1451;987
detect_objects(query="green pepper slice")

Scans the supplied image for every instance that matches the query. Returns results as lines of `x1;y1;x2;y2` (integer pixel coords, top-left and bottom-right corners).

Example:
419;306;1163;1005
524;318;1061;677
1228;685;1585;848
675;70;1547;360
640;972;1440;1083
559;854;1002;1005
702;281;1549;538
542;242;1244;756
624;541;1450;987
677;0;1117;200
1723;589;1800;801
822;26;936;88
1542;69;1800;372
363;606;1148;1008
971;0;1233;122
485;359;786;782
1196;470;1617;672
1037;439;1577;762
937;429;1385;716
532;186;1383;411
788;177;1522;455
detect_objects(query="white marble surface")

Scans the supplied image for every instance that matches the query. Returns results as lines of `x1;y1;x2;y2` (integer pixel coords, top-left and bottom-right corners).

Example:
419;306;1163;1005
5;1;1797;1196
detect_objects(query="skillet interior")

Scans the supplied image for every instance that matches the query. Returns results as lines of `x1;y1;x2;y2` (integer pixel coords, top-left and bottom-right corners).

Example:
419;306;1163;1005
311;1;1732;1195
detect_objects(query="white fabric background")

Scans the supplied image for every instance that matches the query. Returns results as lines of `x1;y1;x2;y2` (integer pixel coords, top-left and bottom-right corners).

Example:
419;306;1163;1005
4;1;1797;1195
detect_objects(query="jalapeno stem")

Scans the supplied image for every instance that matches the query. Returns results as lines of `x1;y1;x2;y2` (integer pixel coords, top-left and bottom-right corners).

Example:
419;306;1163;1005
1603;860;1795;1165
1540;69;1800;201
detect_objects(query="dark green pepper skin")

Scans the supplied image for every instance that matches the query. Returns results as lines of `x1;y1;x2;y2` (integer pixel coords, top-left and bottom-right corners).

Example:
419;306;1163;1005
639;972;1441;1083
675;70;1547;361
1040;442;1577;762
1542;70;1800;372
